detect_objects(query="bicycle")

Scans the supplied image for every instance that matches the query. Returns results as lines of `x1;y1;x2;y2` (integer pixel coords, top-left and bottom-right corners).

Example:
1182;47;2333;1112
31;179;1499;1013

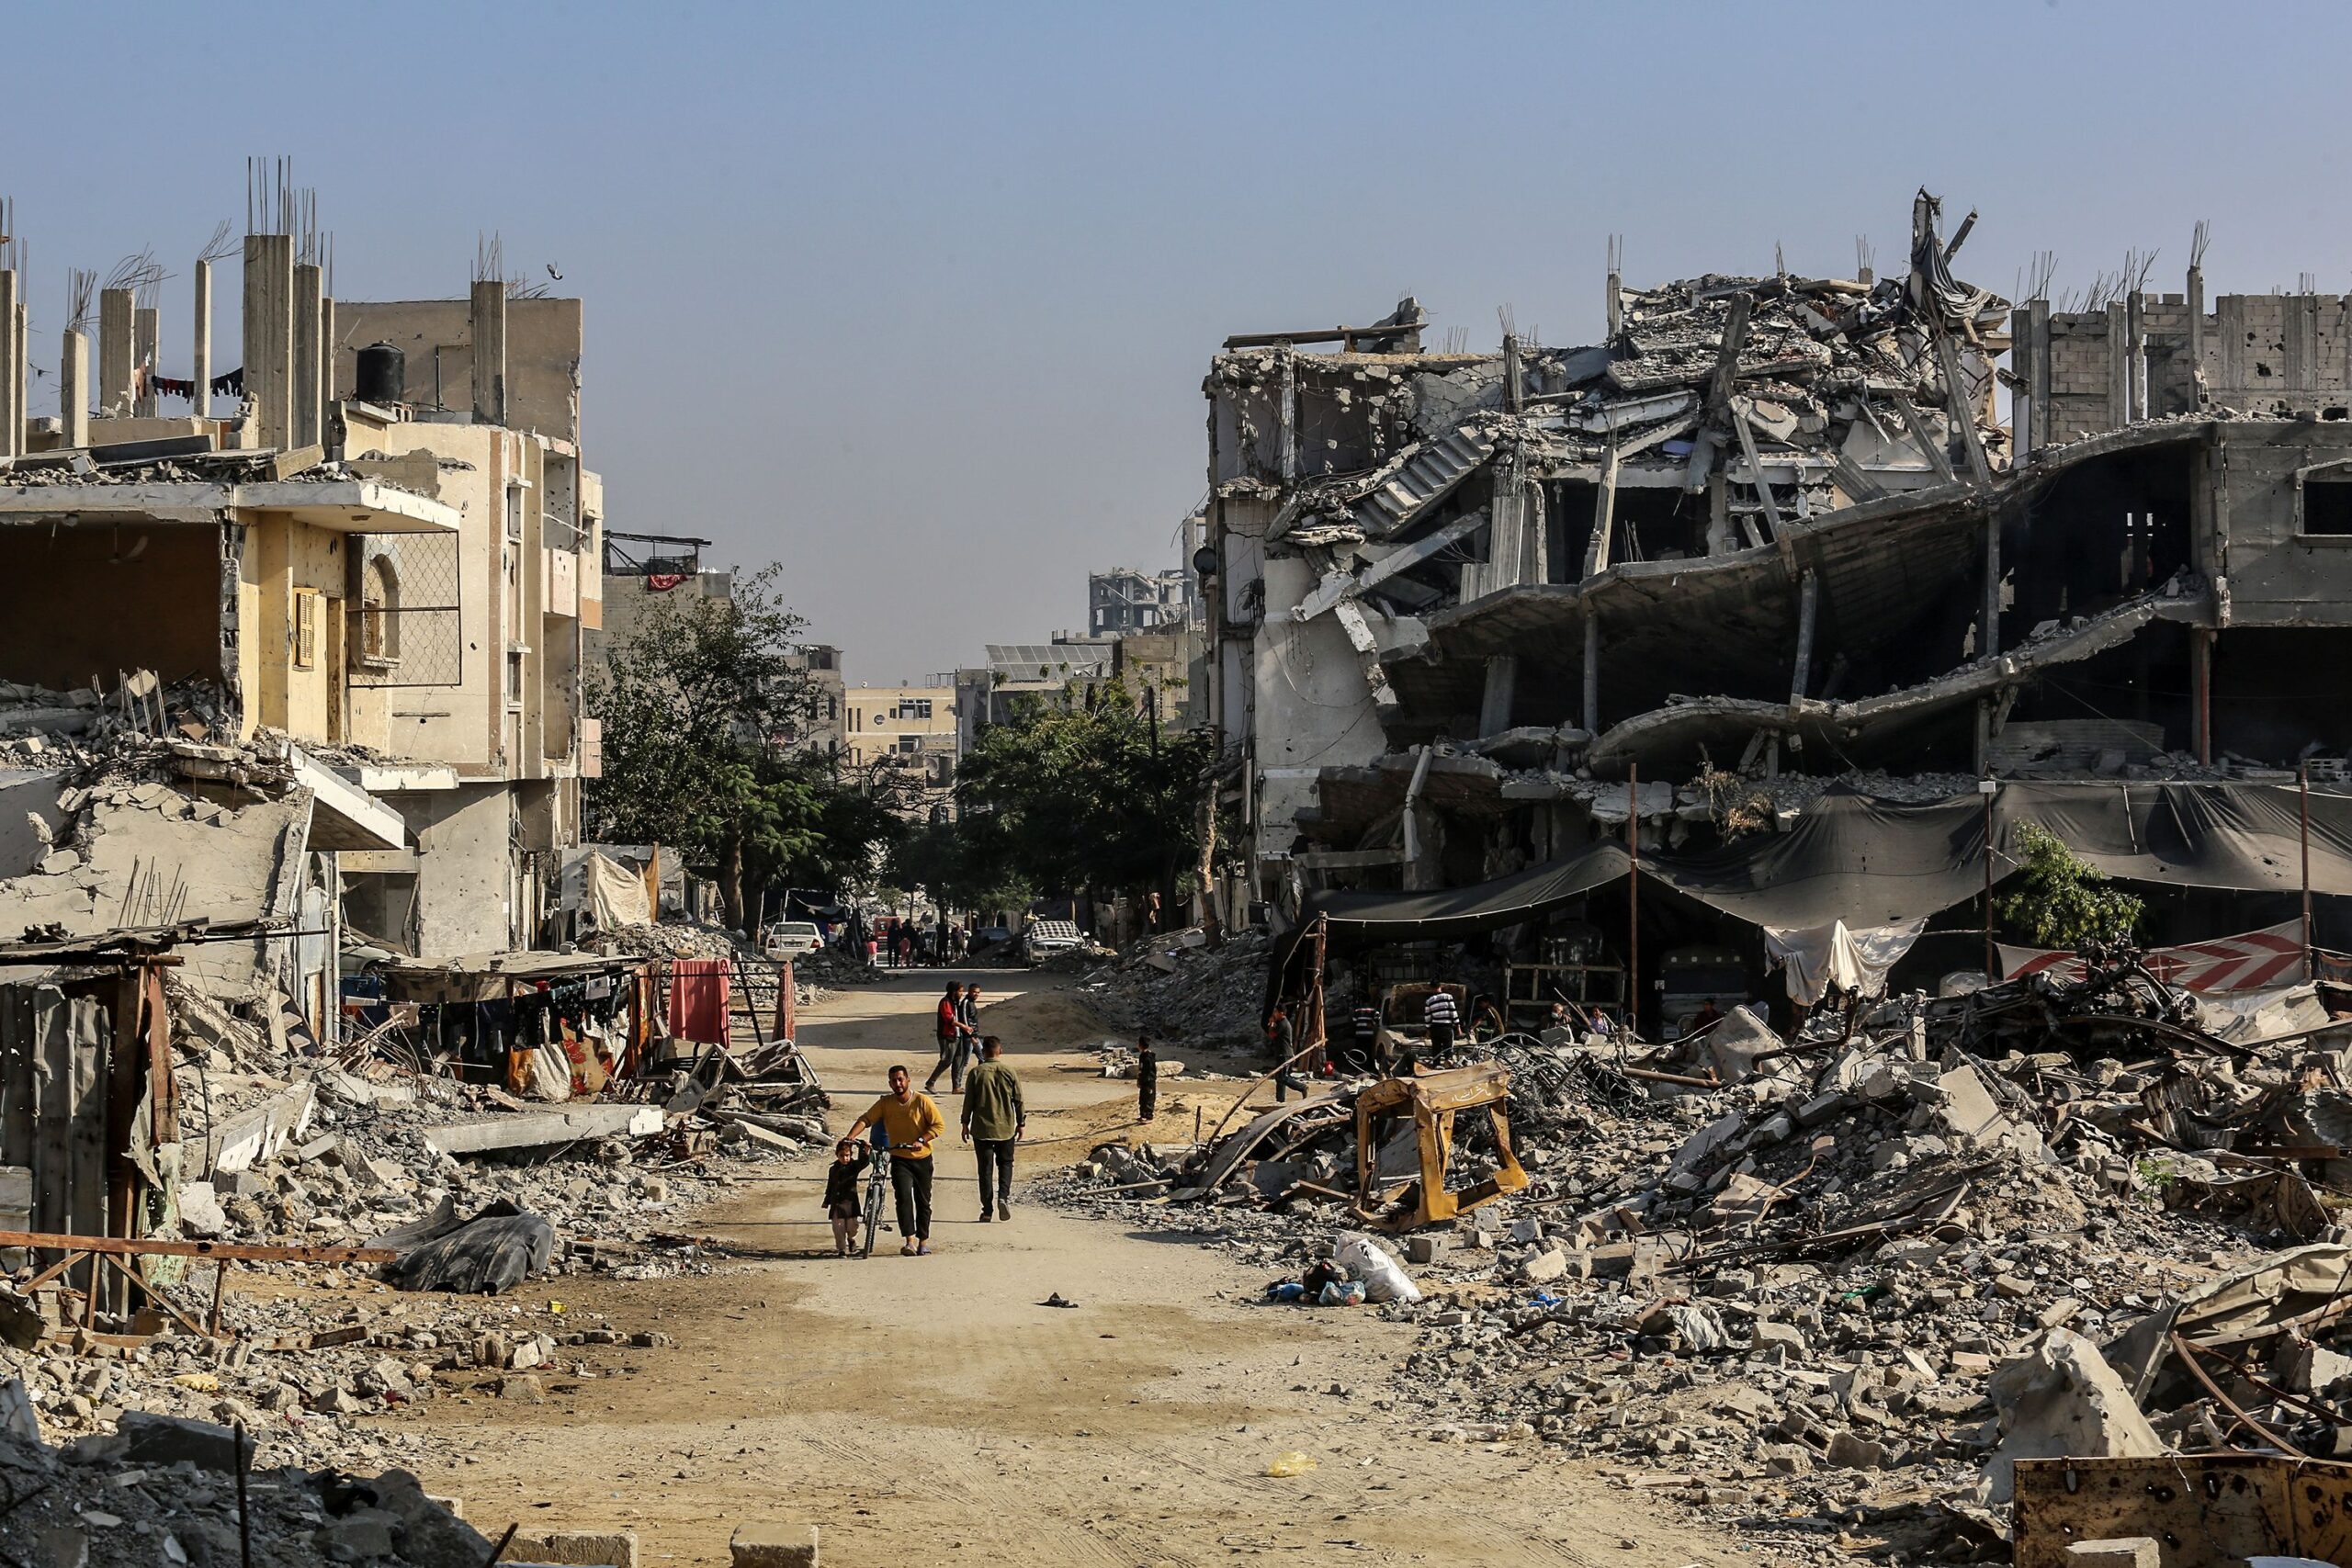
859;1141;892;1259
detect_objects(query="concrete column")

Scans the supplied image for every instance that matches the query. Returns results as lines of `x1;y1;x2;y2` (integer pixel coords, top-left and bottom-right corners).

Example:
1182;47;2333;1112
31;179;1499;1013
1477;655;1518;737
1581;615;1600;735
2106;301;2130;433
97;288;134;419
2186;265;2206;406
470;279;507;426
190;259;211;424
2126;290;2145;421
0;271;17;457
243;233;294;448
59;330;88;448
291;262;322;447
1791;570;1818;704
10;300;22;456
2026;299;2052;456
133;306;158;418
319;295;335;436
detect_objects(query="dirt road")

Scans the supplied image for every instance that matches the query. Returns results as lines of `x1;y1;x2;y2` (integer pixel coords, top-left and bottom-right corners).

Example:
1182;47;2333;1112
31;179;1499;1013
402;969;1737;1566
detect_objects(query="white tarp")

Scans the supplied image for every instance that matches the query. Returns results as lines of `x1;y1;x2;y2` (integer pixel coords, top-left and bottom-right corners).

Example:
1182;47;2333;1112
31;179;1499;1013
1764;918;1929;1004
578;851;652;931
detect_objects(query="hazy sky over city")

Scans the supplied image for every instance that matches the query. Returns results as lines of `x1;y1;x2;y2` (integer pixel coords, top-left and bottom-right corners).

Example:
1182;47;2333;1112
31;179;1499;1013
11;1;2352;681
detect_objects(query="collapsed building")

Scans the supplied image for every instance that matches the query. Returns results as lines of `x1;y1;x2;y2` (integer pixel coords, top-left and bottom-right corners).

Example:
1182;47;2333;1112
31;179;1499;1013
1201;193;2352;1020
0;192;606;1032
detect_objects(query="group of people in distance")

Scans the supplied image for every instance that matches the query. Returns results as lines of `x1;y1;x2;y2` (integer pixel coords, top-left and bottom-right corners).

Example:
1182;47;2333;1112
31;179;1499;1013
822;980;1166;1258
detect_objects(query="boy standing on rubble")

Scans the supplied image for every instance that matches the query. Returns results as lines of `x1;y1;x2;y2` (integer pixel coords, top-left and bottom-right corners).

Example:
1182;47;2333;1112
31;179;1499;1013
1136;1032;1159;1122
847;1065;946;1255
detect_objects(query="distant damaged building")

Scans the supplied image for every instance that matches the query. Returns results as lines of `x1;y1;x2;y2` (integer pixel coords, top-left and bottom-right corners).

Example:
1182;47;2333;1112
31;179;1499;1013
1204;194;2352;1018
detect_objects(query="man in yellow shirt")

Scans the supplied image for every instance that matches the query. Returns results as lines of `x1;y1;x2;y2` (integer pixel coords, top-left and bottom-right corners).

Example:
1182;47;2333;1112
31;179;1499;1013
846;1064;946;1255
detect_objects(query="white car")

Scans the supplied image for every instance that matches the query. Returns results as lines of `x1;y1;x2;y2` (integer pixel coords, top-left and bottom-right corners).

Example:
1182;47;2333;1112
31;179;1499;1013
1023;919;1084;963
763;920;825;959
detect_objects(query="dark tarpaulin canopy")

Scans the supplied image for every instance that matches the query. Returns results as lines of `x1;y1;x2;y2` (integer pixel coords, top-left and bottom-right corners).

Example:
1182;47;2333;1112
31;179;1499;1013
1266;783;2352;1007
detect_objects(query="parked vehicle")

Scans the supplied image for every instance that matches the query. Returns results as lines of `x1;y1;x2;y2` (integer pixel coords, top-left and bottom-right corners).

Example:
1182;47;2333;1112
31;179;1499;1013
1022;919;1085;964
763;920;825;959
1658;945;1748;1036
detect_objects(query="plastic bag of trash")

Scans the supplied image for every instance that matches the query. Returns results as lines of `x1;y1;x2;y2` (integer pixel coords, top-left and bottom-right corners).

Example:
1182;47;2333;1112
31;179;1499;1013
1265;1451;1318;1476
1317;1279;1366;1306
1334;1232;1423;1304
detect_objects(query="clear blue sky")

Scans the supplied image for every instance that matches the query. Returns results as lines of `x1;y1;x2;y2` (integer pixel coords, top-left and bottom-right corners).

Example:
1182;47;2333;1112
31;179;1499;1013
9;1;2351;680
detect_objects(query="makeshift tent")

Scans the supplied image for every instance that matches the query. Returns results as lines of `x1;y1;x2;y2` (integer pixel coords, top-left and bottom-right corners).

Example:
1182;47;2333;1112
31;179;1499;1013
1270;781;2352;1010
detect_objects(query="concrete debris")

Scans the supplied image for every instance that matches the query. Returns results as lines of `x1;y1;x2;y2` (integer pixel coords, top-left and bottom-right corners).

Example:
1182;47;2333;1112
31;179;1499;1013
1982;1328;2164;1505
1077;928;1273;1048
1047;936;2352;1560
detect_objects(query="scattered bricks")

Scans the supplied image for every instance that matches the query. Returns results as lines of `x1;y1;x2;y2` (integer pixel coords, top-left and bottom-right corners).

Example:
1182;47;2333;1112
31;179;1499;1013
1519;1248;1567;1284
730;1522;820;1567
1750;1320;1806;1355
2065;1540;2159;1568
1824;1429;1886;1470
2037;1295;2085;1331
1758;1444;1814;1476
507;1337;548;1371
1404;1235;1439;1266
498;1374;547;1402
2279;1338;2352;1395
504;1529;639;1567
1990;1275;2034;1299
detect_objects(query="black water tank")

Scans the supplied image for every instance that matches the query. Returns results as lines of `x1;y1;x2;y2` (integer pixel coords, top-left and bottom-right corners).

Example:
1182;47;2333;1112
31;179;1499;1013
355;342;405;404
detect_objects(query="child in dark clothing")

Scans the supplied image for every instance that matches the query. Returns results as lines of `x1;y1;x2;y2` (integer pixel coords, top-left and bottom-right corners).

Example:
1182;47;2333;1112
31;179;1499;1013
1136;1032;1159;1123
823;1138;865;1256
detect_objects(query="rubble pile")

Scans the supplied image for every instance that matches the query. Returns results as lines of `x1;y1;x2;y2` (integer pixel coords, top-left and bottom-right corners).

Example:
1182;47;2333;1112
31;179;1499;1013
1078;928;1272;1049
0;971;820;1473
0;1413;504;1568
1051;947;2352;1555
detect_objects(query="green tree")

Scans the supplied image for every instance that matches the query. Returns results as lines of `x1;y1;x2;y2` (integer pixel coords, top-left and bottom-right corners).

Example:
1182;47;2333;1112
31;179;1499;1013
586;566;895;926
953;678;1214;913
1996;821;2144;949
884;817;1034;919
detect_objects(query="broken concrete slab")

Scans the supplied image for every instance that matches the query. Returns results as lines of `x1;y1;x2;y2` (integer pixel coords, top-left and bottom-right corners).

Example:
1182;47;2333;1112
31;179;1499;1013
730;1523;819;1568
1982;1328;2163;1506
423;1104;663;1157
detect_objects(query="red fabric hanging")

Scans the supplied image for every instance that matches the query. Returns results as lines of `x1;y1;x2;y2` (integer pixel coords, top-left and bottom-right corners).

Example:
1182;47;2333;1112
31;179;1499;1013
667;958;731;1044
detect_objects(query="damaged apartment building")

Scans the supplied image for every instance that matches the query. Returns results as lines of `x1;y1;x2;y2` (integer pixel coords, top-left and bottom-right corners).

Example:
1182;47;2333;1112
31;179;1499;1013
0;190;603;1031
1204;192;2352;1017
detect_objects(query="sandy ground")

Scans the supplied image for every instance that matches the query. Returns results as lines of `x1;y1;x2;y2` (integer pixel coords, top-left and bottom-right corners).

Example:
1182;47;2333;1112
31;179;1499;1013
393;968;1739;1566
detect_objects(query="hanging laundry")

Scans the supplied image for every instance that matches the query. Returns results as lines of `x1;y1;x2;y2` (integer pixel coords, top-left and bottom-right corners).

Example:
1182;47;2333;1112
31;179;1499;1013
667;958;731;1044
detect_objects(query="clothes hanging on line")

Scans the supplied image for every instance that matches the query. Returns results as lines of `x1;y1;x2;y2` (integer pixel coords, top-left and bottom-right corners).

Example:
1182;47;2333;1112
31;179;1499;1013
667;958;731;1044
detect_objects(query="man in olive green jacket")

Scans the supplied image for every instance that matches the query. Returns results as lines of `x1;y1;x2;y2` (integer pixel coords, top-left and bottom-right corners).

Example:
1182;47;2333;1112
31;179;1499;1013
959;1036;1025;1222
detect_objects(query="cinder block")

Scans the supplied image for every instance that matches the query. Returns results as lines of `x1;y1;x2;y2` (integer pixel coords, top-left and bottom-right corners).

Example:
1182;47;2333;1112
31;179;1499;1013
731;1523;819;1568
2065;1539;2157;1568
504;1530;637;1567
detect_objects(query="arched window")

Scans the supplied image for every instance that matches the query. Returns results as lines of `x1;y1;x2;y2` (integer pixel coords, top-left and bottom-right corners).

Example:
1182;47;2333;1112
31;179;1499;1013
359;555;401;664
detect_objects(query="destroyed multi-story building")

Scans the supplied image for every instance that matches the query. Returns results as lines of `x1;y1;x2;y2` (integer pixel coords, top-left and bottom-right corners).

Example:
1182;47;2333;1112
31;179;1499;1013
0;195;605;1025
1204;193;2352;1020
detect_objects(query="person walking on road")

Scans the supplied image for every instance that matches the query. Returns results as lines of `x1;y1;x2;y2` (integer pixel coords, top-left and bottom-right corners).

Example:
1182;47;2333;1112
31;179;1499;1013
1136;1031;1159;1122
846;1065;945;1255
959;1035;1024;1222
1266;1003;1308;1103
822;1137;865;1257
957;984;982;1074
924;980;967;1094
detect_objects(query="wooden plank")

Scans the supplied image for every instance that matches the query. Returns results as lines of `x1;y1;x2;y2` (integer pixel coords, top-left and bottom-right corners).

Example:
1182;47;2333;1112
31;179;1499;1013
0;1230;396;1263
30;990;69;1239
